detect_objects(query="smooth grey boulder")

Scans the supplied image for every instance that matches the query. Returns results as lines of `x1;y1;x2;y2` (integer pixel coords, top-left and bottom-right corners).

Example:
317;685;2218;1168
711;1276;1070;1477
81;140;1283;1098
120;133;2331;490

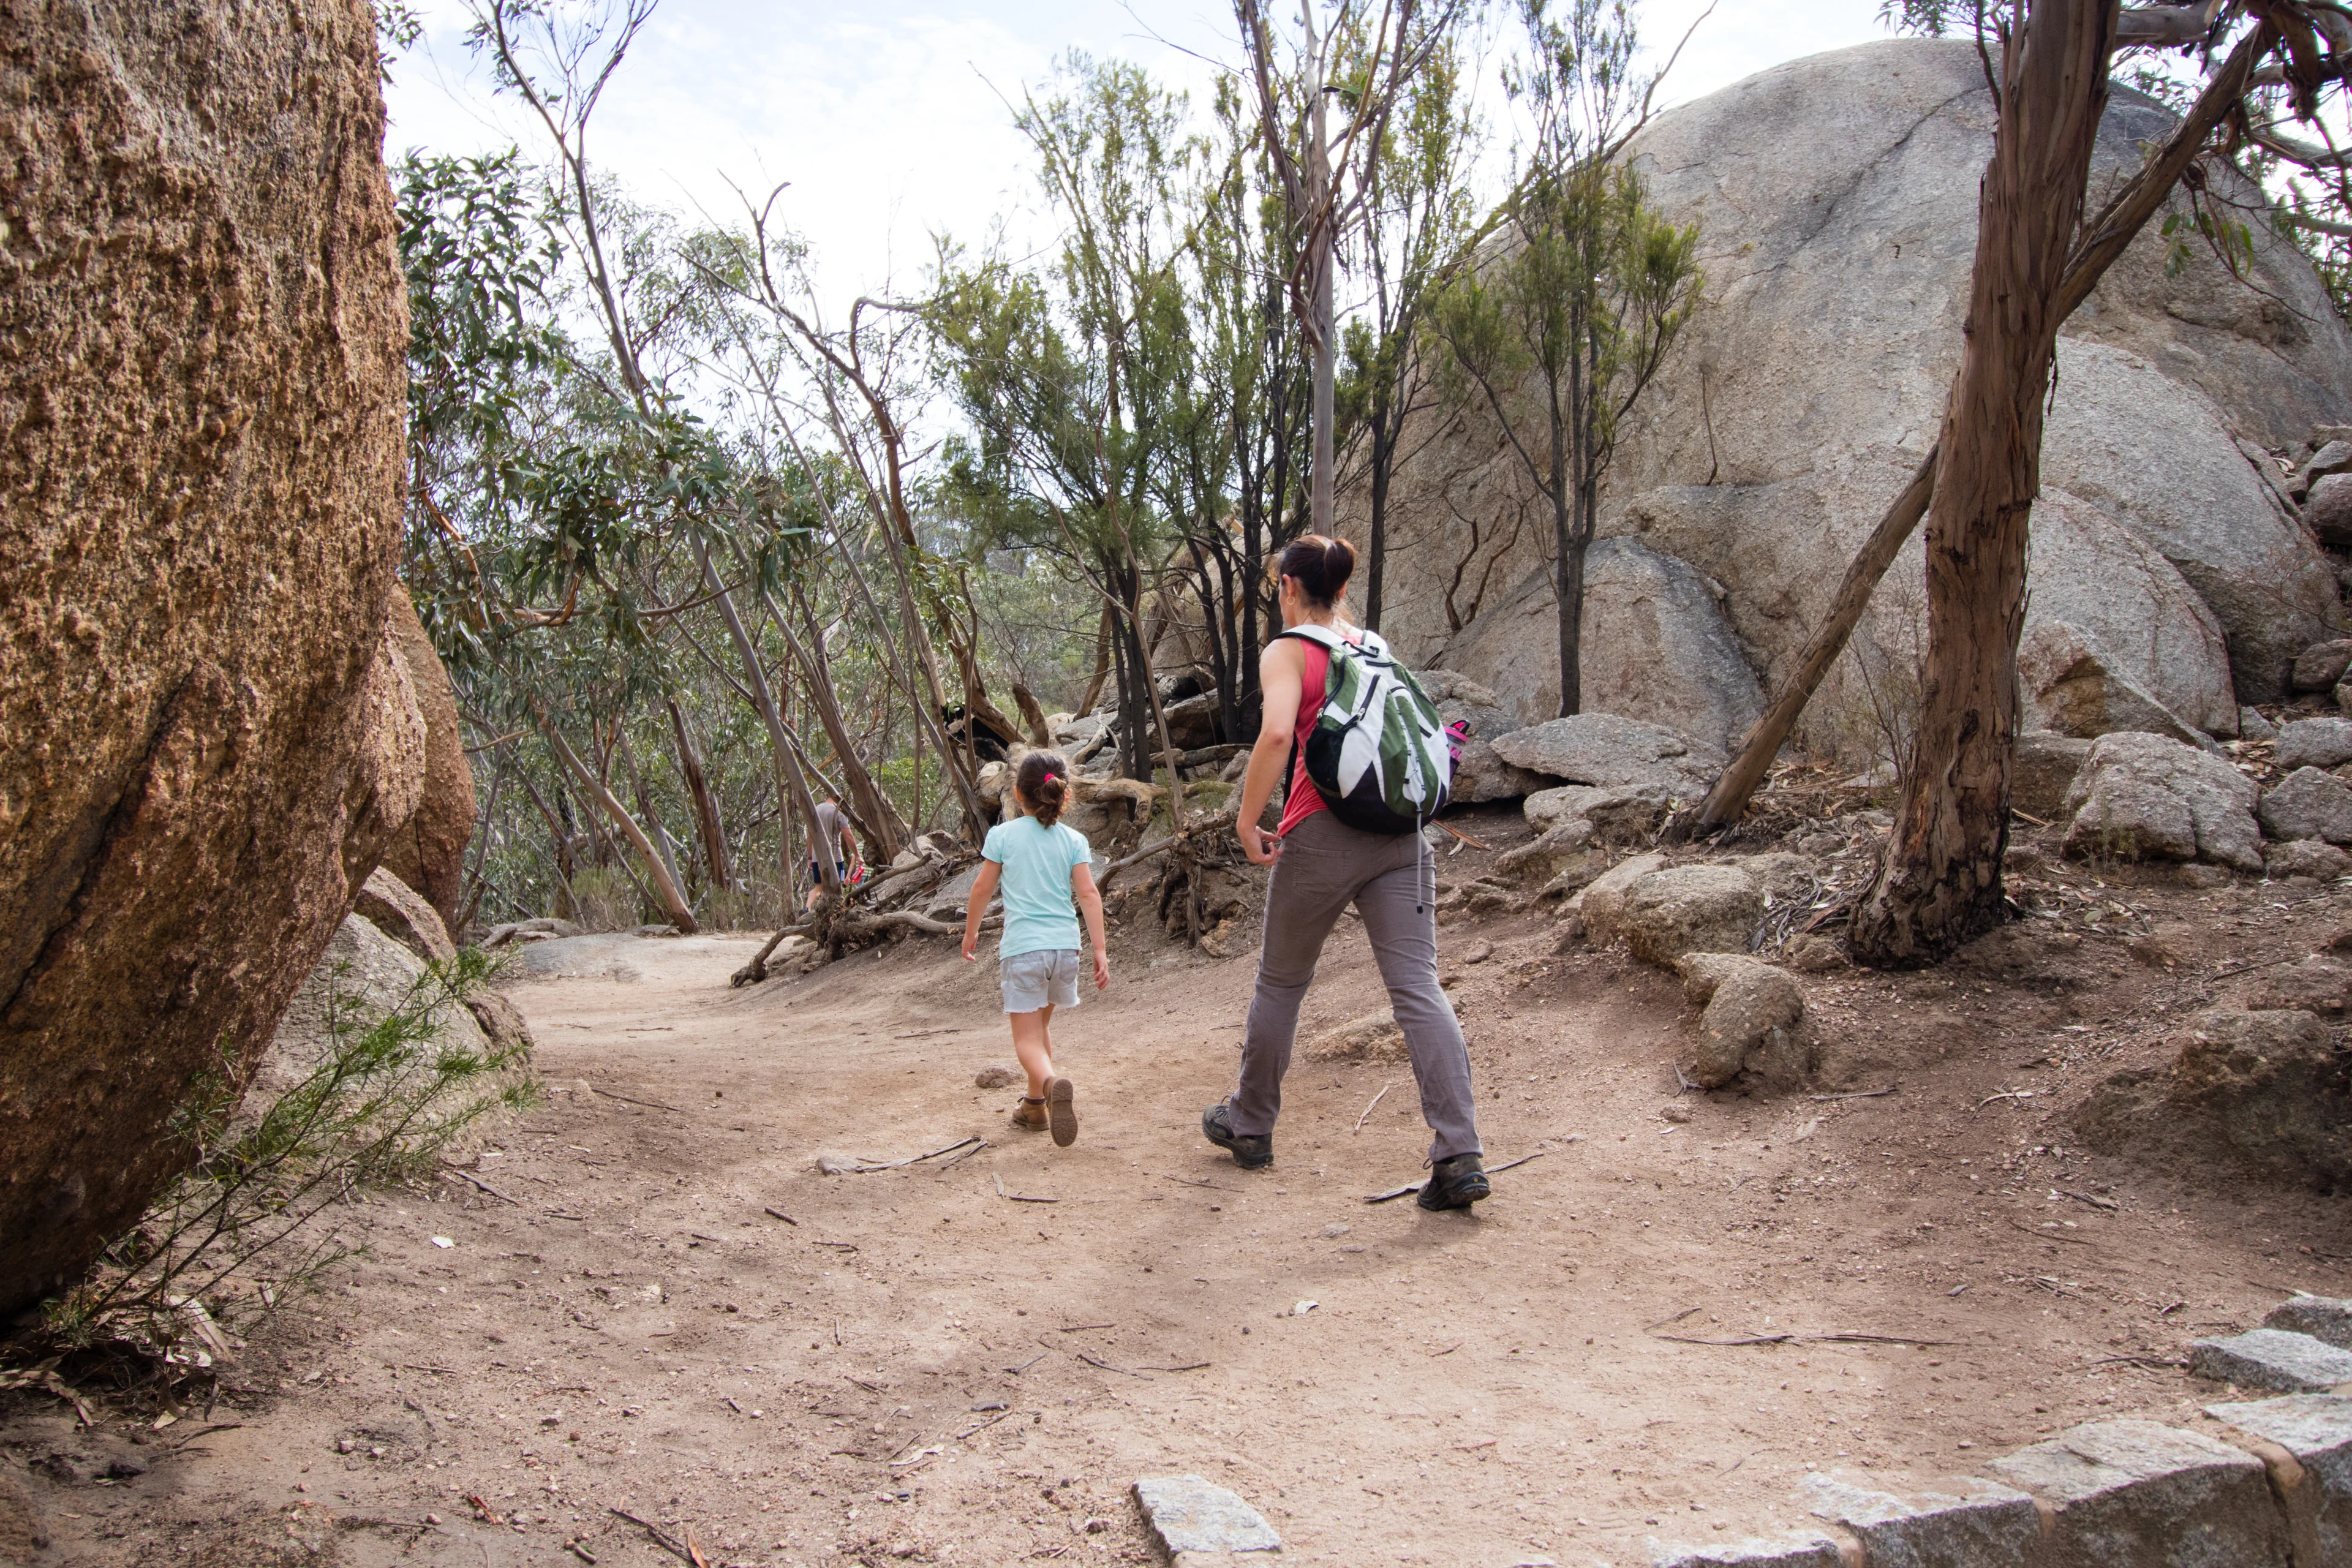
1526;782;1675;842
2061;731;2263;870
1365;40;2351;740
2017;619;2226;748
1618;864;1765;968
2296;440;2352;498
1491;713;1716;793
1424;669;1553;801
924;866;986;924
2207;1393;2352;1568
2311;472;2352;549
2019;492;2238;737
2191;1330;2352;1394
2278;717;2352;771
2294;640;2352;695
2266;840;2352;881
1130;1476;1280;1557
2260;767;2352;845
2267;1298;2352;1349
1574;850;1670;935
2015;731;2094;821
1983;1418;2290;1567
1430;540;1765;753
1495;820;1607;890
1802;1472;2040;1568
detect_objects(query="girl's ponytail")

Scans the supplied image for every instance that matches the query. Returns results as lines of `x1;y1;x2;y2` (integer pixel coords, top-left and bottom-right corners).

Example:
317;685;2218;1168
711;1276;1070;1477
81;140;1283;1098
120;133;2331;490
1017;749;1069;828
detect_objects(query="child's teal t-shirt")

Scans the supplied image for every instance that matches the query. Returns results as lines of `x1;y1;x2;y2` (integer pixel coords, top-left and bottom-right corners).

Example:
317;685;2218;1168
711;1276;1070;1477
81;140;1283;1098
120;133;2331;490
981;816;1093;958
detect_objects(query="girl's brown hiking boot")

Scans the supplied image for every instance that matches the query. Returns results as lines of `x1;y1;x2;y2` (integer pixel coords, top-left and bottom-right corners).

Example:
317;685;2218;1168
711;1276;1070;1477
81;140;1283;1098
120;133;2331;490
1010;1097;1049;1132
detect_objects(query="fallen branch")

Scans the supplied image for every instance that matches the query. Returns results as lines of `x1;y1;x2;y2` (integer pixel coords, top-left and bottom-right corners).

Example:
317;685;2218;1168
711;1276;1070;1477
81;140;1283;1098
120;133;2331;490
445;1168;520;1205
1096;808;1242;891
587;1085;684;1114
729;920;815;987
1977;1090;2037;1109
1160;1173;1236;1192
1431;820;1490;851
761;1207;799;1226
1353;1082;1393;1135
1364;1149;1545;1203
1809;1087;1897;1102
1076;1351;1151;1379
2008;1217;2098;1248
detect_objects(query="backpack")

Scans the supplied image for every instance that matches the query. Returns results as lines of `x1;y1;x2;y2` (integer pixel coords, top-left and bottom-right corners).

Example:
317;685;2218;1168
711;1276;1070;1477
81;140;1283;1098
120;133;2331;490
1275;624;1455;835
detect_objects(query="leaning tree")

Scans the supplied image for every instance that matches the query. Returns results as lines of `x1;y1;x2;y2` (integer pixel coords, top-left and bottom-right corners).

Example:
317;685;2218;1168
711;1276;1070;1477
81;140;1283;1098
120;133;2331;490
1662;1;2352;963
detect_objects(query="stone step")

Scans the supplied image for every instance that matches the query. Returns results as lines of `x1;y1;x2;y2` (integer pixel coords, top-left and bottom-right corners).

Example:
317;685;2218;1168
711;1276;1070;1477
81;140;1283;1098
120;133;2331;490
2206;1392;2352;1567
1983;1417;2289;1565
1647;1534;1845;1567
2191;1328;2352;1393
2266;1295;2352;1349
1130;1476;1280;1562
1803;1471;2038;1566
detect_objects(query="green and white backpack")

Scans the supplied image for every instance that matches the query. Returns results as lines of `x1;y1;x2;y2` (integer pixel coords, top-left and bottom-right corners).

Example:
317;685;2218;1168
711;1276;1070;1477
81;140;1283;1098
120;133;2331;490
1275;624;1453;835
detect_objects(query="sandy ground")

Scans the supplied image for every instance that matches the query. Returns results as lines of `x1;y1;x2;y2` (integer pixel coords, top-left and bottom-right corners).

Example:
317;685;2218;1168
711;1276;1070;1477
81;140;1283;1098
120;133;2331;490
10;812;2352;1567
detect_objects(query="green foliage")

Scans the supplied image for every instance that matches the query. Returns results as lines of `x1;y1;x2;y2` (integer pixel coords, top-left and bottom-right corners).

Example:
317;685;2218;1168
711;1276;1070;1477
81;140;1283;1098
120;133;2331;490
32;949;533;1370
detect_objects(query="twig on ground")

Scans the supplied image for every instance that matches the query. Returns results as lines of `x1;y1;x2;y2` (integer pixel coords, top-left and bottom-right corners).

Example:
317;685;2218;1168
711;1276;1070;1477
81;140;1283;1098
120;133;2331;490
565;1542;599;1565
1354;1082;1393;1134
935;1140;987;1171
1645;1306;1700;1332
1672;1063;1697;1093
995;1174;1059;1203
1057;1322;1115;1332
956;1408;1020;1439
1977;1090;2036;1109
1161;1174;1235;1191
445;1168;520;1204
812;1240;859;1252
1810;1087;1896;1102
1429;1341;1463;1357
587;1086;684;1113
762;1207;798;1226
1139;1362;1210;1372
1488;1151;1547;1176
2008;1218;2098;1248
831;1137;984;1174
1076;1351;1151;1379
609;1509;695;1566
892;1027;963;1039
2067;1354;2185;1372
1654;1333;1796;1346
1007;1352;1049;1374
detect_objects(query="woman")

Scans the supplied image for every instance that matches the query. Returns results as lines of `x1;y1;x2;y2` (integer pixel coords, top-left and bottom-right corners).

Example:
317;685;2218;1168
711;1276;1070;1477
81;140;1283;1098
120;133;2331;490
1200;535;1488;1210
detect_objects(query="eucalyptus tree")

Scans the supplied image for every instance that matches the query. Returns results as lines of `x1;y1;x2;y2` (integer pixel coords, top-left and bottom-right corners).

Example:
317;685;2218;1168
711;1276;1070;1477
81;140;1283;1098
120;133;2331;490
1231;0;1476;540
929;55;1209;784
1425;0;1701;718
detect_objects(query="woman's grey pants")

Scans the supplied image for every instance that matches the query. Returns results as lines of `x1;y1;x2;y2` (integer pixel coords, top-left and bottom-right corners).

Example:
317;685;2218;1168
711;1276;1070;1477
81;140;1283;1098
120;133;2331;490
1229;810;1482;1162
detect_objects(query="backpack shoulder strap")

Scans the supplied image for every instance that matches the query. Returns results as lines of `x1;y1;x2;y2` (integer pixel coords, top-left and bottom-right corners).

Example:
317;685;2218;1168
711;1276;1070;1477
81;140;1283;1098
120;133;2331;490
1273;624;1344;653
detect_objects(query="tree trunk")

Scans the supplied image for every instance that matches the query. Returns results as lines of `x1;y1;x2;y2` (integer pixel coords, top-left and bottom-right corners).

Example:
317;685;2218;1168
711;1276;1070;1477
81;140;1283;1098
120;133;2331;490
1366;390;1394;631
1851;0;2113;966
667;696;732;893
1556;524;1589;719
1305;7;1336;539
1076;604;1116;717
765;576;907;861
1011;681;1052;747
541;722;699;933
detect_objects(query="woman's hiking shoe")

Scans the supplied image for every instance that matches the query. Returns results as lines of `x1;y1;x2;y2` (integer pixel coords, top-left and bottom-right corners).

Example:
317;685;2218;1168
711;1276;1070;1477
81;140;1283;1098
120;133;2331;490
1045;1077;1079;1147
1011;1098;1049;1133
1417;1153;1490;1211
1200;1102;1272;1170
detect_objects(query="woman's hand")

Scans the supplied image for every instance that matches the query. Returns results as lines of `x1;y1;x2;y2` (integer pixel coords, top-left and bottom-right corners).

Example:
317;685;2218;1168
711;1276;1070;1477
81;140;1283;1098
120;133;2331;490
1093;951;1111;990
1241;821;1284;866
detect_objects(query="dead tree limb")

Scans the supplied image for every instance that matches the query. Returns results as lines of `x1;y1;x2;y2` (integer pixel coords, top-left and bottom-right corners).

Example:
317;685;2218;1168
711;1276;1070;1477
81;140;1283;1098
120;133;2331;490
1096;809;1241;892
1667;18;2274;842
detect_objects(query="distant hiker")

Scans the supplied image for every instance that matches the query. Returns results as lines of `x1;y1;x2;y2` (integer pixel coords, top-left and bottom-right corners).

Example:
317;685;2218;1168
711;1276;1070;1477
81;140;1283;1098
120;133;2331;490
962;750;1109;1147
805;794;862;911
1201;534;1488;1210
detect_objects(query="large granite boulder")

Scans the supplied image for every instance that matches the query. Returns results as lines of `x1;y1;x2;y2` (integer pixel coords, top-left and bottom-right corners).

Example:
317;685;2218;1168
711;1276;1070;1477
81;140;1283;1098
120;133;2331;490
0;0;410;1314
1422;670;1550;802
1354;38;2349;763
377;592;476;931
1490;713;1717;793
1428;539;1765;750
2061;731;2263;871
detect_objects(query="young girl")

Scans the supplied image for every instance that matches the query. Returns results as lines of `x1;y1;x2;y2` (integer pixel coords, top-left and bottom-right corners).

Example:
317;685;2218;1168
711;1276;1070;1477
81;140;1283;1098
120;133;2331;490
960;751;1109;1147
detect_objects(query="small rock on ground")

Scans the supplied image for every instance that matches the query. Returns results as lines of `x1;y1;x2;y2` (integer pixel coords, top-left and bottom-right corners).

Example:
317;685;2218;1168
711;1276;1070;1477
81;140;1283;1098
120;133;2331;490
2264;1297;2352;1348
1131;1476;1281;1557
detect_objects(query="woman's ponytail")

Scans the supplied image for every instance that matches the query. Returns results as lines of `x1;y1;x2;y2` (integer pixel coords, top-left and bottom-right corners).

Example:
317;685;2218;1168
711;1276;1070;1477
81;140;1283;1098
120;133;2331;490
1017;749;1069;828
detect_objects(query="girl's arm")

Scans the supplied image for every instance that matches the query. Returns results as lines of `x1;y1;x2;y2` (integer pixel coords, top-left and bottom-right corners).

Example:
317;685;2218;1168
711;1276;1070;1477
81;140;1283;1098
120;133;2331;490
1071;859;1109;988
960;861;1003;962
1237;639;1305;866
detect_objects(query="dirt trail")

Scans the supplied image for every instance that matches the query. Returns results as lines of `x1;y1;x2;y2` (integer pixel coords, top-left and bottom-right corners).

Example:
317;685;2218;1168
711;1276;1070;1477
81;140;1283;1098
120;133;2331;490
10;839;2352;1566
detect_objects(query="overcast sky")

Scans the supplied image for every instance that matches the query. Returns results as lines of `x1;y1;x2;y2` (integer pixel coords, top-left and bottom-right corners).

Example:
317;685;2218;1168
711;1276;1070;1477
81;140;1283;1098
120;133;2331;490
384;0;1893;304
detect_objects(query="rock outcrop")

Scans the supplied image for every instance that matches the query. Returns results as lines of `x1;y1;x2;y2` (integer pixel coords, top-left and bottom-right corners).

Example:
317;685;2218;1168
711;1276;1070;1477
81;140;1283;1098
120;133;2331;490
1354;39;2349;747
2078;1009;2352;1188
377;592;477;932
2060;732;2263;872
0;1;409;1314
1490;713;1716;794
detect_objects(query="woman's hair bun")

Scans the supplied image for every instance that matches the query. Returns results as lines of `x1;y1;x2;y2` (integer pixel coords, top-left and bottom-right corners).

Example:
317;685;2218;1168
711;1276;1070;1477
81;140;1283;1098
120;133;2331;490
1278;533;1356;609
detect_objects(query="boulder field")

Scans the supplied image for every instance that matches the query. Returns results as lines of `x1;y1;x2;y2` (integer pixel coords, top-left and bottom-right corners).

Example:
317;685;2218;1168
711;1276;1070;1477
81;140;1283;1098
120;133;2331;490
1355;37;2351;749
